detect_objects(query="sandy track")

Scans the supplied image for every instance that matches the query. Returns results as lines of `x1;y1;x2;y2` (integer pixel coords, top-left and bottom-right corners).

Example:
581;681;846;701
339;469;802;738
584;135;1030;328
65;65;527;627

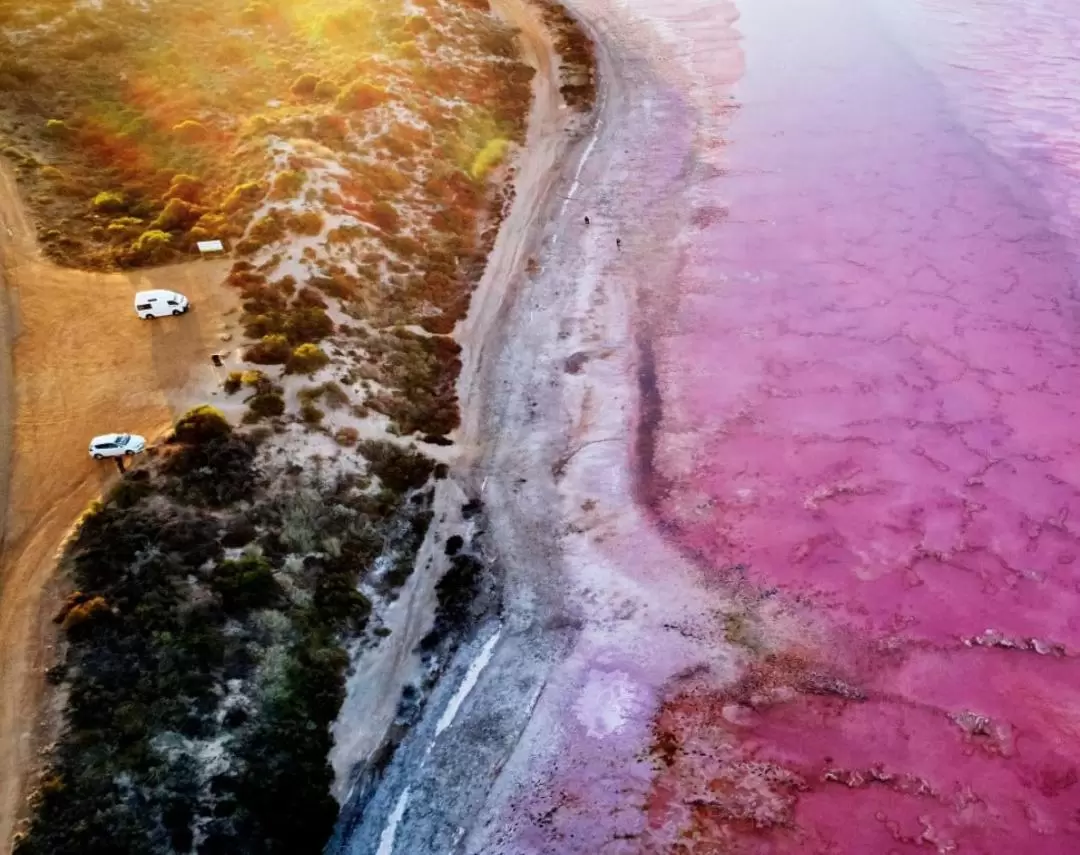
0;161;236;851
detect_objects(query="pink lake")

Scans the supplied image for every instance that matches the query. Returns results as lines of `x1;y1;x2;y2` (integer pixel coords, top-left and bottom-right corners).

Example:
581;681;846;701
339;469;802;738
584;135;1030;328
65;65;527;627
646;0;1080;849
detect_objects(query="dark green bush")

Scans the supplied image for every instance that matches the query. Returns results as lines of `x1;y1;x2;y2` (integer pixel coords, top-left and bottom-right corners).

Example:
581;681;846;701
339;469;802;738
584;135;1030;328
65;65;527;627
283;307;333;343
300;402;324;424
163;434;258;507
419;554;484;652
244;391;285;421
210;554;280;613
245;333;291;365
357;440;433;493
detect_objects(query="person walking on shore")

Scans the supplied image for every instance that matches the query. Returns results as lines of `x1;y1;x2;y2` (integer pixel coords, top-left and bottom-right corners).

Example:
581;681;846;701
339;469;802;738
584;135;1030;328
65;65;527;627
616;237;621;250
584;215;590;225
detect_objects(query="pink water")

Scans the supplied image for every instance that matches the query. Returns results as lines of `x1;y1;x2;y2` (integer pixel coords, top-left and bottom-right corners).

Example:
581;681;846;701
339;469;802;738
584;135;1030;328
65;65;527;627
648;0;1080;849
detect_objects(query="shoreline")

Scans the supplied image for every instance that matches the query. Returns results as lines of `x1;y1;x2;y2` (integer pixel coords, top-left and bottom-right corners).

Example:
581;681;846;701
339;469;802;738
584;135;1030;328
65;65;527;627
325;0;590;844
321;0;730;847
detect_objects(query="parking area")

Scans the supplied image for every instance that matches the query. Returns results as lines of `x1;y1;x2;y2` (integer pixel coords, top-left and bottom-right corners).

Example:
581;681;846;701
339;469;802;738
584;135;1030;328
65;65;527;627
0;161;235;844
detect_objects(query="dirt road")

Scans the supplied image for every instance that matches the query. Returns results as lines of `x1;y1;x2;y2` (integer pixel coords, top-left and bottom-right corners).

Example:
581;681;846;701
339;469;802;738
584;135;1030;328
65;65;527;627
0;162;236;850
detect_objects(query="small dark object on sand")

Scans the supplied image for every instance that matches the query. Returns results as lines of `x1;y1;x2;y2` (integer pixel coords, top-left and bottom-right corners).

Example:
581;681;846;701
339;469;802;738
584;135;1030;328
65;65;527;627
584;215;590;225
616;237;622;249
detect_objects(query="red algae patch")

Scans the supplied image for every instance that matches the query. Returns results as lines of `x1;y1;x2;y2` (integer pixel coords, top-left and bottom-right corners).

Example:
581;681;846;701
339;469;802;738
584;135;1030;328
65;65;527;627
644;648;1080;853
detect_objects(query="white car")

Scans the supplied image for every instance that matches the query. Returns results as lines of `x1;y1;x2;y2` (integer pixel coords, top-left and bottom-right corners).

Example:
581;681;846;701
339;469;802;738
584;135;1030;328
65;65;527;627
134;289;190;319
89;433;146;460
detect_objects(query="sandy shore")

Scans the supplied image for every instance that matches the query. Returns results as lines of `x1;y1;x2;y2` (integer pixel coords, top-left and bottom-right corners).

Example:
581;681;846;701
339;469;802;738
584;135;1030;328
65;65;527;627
322;0;751;848
0;161;237;850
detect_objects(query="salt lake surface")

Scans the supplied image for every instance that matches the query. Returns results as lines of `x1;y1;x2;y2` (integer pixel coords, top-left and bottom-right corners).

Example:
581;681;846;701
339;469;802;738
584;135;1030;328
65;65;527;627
647;0;1080;849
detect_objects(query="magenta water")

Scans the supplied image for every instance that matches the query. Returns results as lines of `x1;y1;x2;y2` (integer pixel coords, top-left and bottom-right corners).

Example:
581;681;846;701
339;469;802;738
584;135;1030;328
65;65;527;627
643;0;1080;849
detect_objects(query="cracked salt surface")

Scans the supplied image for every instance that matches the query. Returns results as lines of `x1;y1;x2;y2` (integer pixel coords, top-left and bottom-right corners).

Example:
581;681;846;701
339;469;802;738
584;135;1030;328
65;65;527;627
637;0;1080;849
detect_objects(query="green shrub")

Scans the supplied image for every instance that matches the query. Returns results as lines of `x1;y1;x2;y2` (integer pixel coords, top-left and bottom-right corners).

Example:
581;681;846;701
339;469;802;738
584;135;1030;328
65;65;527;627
172;119;208;142
293;287;327;309
163;173;202;203
290;72;320;97
224;371;244;394
59;595;110;633
242;1;274;24
241;210;286;253
369;200;400;232
470;138;510;180
335;80;390;112
106;216;144;239
222;180;266;212
243;312;285;339
241;369;269;388
188;212;232;242
174;405;231;444
270;169;305;199
245;333;291;365
334;426;359;446
287;209;324;236
163;434;258;506
210;554;280;613
300;402;324;424
0;59;38;86
284;307;333;343
129;229;172;263
313;79;340;101
91;191;126;213
320;381;349;408
287;344;329;375
245;391;285;421
419;554;484;650
152;197;203;231
107;474;155;509
357;440;434;493
43;118;71;138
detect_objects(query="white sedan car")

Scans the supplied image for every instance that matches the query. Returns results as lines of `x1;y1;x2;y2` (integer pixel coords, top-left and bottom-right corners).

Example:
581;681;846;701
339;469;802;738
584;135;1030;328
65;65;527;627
89;433;146;460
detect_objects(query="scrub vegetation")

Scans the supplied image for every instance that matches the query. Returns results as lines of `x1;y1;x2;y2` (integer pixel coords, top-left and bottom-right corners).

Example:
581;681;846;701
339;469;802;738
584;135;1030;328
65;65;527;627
0;0;534;272
16;409;441;855
533;0;597;109
1;0;557;849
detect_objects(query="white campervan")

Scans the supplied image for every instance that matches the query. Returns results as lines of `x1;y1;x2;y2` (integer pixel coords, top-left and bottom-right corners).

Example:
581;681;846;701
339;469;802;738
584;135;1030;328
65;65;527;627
134;289;190;319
